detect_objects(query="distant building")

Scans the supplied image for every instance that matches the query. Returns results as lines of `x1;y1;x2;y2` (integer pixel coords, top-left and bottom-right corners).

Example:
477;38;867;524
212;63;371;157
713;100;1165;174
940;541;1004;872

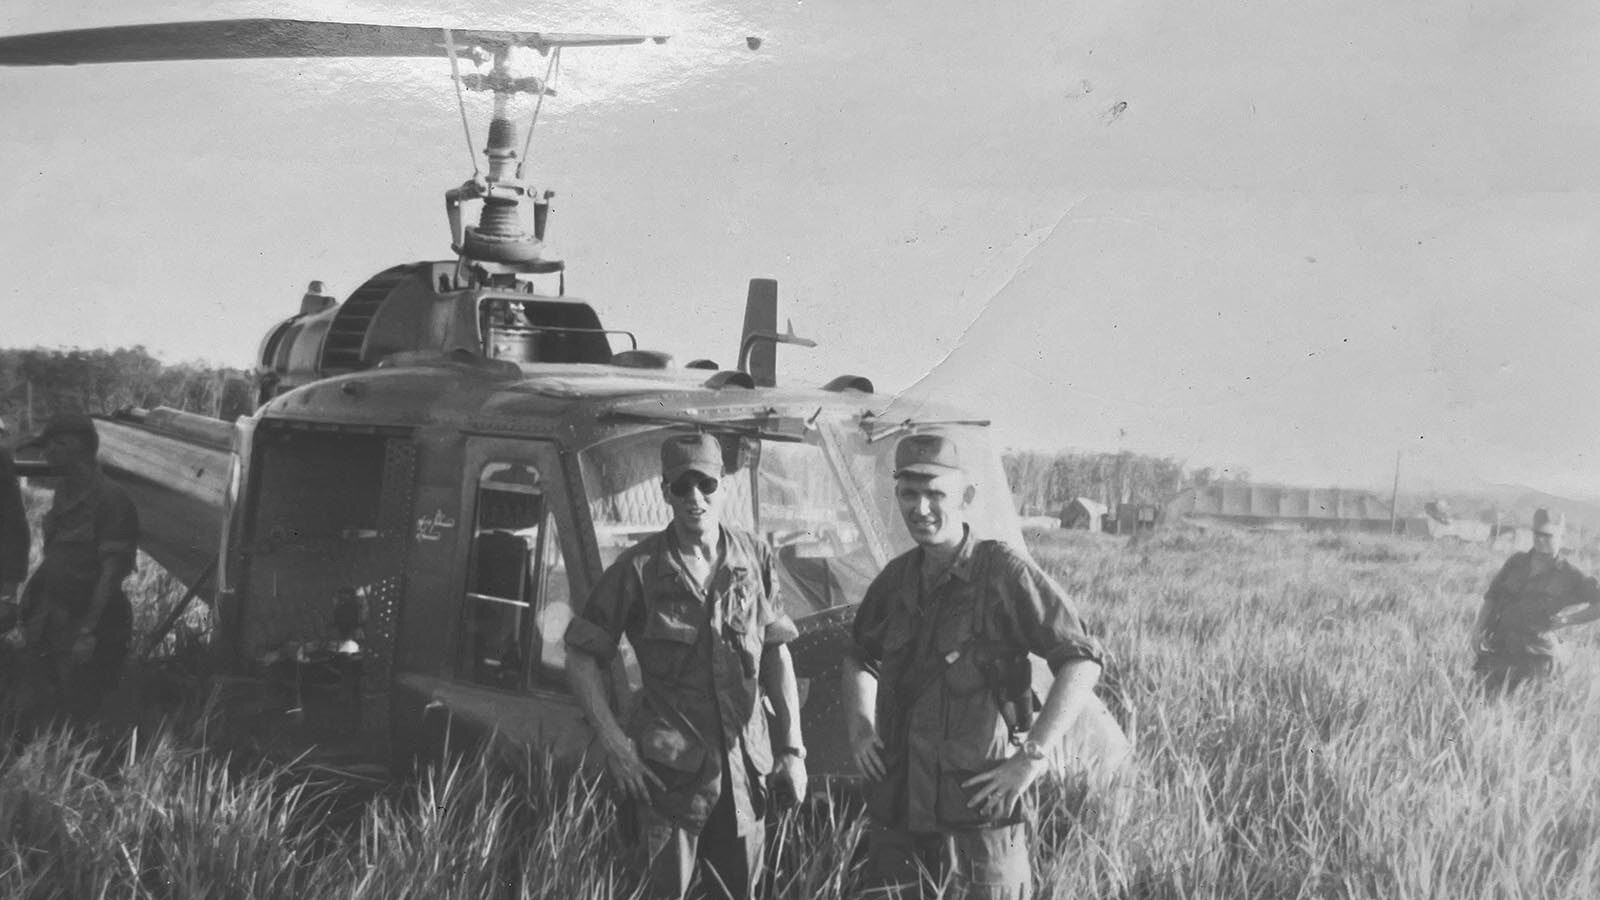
1112;503;1161;534
1060;497;1108;532
1165;484;1396;533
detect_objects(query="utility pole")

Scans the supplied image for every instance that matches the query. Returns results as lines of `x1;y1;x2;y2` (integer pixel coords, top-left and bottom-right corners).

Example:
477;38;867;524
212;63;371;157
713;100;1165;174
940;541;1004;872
1389;450;1401;535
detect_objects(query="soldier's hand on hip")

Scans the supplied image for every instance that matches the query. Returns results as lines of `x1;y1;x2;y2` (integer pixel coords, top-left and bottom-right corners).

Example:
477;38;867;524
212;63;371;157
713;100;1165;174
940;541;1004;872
848;722;887;781
603;735;665;803
963;754;1046;816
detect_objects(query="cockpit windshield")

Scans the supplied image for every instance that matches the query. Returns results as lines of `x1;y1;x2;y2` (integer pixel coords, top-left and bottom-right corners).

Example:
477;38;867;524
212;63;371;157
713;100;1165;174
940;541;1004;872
577;415;1023;617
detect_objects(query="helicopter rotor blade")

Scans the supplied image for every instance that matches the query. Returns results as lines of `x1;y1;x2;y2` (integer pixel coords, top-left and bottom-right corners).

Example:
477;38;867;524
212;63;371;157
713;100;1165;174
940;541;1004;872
0;19;666;67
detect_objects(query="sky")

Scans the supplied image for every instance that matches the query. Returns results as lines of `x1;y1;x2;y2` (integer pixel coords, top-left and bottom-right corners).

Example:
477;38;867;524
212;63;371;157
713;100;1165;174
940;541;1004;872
3;1;1599;498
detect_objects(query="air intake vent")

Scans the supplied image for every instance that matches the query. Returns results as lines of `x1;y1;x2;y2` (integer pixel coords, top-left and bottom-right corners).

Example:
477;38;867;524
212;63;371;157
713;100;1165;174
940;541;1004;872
321;264;429;372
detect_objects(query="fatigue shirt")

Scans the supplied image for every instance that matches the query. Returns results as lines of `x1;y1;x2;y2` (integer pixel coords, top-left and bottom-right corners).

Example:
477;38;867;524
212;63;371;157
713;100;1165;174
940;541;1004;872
565;525;798;834
33;470;139;616
1477;550;1600;661
1;448;27;587
849;528;1103;834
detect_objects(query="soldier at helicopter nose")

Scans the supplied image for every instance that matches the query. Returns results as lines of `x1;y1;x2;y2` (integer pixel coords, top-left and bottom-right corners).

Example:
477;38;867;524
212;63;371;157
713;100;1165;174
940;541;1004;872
565;432;807;900
14;413;140;718
842;433;1104;900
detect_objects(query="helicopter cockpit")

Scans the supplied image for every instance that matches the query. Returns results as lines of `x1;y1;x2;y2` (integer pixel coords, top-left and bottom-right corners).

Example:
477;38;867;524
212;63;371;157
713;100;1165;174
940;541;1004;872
582;419;1021;610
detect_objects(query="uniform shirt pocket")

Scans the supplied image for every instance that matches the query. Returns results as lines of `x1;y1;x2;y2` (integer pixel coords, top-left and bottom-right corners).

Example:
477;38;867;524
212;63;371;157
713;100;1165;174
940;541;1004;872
642;601;702;645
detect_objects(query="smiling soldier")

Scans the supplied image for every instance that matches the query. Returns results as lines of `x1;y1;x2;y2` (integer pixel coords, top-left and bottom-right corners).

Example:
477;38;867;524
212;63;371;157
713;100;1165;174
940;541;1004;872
842;433;1105;899
566;432;807;900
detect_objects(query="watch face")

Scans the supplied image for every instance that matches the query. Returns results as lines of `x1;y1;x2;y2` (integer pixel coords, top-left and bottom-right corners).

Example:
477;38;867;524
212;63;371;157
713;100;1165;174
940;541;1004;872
1022;740;1045;760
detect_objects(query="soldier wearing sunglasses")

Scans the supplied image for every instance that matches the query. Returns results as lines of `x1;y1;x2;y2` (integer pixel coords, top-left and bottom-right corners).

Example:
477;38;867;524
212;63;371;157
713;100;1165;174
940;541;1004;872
566;433;807;899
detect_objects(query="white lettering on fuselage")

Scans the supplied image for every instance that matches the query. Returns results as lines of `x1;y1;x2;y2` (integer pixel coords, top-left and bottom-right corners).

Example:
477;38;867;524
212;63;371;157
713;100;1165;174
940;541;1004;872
415;509;458;542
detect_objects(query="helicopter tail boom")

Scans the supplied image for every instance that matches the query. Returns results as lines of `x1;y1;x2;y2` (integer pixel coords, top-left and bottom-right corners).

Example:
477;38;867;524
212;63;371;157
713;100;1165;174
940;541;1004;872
96;409;232;589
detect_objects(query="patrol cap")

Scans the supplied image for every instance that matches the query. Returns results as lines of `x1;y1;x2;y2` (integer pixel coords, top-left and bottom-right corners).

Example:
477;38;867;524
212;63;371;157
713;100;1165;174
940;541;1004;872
893;433;963;478
1532;508;1566;535
21;412;99;453
661;433;724;481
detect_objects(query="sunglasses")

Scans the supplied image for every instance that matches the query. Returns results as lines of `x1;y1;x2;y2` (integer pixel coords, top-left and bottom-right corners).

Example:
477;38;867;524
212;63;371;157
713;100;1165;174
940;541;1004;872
668;475;720;498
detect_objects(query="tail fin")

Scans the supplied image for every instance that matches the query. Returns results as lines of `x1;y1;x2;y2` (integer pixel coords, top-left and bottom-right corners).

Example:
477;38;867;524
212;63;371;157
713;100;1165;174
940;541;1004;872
740;278;778;387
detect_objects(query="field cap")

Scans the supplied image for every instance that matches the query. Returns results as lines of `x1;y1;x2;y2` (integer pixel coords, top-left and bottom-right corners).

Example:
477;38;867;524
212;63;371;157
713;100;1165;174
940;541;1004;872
661;433;724;481
20;412;98;452
894;433;963;478
1532;508;1566;535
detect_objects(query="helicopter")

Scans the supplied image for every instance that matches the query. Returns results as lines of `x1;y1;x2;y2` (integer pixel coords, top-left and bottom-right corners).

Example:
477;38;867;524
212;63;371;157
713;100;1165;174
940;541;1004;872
0;18;1131;782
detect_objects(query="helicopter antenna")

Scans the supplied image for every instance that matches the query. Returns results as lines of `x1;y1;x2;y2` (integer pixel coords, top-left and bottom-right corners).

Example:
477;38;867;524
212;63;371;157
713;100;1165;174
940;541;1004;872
442;29;480;179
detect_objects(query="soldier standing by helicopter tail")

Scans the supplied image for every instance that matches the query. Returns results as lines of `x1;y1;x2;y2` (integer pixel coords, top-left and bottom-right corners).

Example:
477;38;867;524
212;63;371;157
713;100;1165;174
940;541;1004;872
1473;508;1600;695
15;414;140;719
842;434;1105;900
564;433;807;900
0;418;30;632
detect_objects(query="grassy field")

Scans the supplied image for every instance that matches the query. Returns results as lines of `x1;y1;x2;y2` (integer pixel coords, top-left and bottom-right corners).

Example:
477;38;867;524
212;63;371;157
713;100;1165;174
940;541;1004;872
5;523;1600;899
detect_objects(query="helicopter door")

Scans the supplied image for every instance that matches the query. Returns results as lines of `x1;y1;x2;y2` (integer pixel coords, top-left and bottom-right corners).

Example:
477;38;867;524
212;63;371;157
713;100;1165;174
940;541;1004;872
407;437;592;762
461;460;574;689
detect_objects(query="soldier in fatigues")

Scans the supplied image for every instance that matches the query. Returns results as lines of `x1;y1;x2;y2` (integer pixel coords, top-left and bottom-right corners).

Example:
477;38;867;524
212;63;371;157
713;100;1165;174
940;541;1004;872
1473;508;1600;694
0;417;29;631
565;433;808;899
842;434;1105;900
16;414;140;718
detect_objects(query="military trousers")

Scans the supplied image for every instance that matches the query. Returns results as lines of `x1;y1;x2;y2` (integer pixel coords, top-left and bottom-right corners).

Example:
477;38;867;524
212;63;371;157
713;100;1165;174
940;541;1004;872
22;588;132;719
638;767;765;900
1474;652;1554;697
861;821;1031;900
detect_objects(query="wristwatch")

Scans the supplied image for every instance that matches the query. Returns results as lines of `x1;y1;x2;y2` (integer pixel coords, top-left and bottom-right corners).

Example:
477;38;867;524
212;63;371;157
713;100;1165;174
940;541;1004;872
778;746;807;760
1018;739;1047;762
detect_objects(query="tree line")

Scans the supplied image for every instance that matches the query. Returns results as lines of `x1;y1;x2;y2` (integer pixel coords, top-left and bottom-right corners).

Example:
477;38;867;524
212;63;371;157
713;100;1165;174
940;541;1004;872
0;346;254;432
1003;448;1245;518
3;344;1238;522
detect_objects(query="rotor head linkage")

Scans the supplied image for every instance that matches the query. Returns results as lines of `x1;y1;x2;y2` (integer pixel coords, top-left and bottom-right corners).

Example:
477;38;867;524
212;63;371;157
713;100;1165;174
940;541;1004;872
447;46;548;268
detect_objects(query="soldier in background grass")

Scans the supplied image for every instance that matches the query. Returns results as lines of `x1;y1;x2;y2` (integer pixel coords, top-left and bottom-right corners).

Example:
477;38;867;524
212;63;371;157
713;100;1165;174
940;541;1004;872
14;414;140;719
0;417;29;633
1473;508;1600;695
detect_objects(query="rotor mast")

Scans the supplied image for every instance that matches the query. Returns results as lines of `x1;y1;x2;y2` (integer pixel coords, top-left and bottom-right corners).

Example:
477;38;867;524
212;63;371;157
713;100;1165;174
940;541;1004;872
445;42;561;283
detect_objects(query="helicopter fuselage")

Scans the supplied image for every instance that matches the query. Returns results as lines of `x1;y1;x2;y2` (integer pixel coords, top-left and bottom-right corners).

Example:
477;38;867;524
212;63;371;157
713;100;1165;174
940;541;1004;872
100;348;1033;777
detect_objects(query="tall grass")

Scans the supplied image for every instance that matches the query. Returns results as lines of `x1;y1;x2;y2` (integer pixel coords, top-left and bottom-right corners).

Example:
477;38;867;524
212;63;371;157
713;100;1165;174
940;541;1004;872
6;523;1599;898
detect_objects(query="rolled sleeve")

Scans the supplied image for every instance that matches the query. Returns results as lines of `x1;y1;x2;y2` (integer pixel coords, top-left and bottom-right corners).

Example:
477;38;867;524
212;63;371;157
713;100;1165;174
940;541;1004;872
563;557;639;662
95;485;140;576
763;613;799;645
848;572;894;678
563;614;619;661
998;550;1104;672
755;541;796;644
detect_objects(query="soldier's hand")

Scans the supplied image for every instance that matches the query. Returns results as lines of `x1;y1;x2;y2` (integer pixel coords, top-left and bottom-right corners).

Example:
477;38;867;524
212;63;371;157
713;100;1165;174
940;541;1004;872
848;720;887;781
963;754;1046;818
70;632;97;664
773;753;808;808
602;734;665;804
